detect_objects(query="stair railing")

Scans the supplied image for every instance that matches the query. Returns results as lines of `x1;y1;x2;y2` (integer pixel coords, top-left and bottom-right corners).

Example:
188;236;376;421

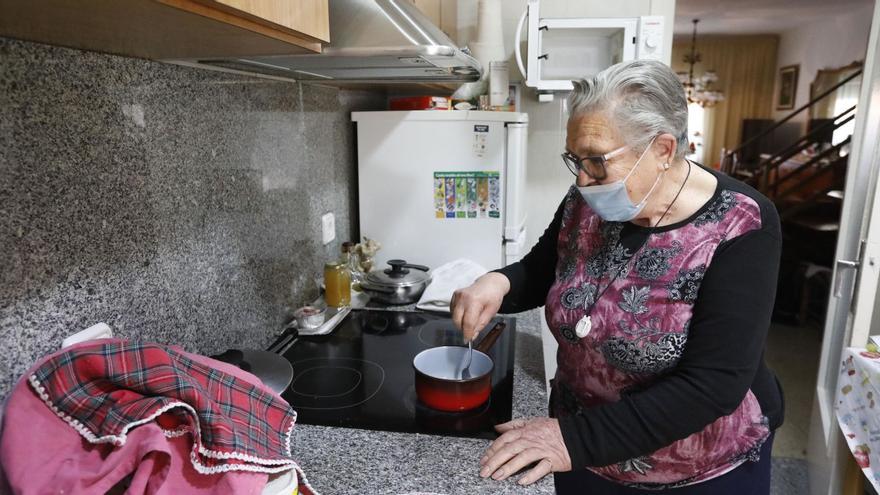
720;69;862;176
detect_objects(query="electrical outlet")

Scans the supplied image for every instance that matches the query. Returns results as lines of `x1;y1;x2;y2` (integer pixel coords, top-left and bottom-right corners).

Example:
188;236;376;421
62;322;113;348
321;212;336;245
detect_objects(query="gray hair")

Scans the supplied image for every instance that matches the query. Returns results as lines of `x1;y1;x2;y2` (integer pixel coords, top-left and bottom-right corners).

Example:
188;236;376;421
568;60;689;160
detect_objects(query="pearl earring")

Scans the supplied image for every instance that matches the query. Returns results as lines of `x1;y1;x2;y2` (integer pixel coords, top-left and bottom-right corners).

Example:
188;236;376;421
663;162;670;170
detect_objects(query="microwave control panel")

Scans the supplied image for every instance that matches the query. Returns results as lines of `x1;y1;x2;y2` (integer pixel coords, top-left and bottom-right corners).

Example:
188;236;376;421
637;16;666;61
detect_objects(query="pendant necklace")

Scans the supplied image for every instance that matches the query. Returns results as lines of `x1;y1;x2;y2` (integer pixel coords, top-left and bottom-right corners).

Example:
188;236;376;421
576;160;692;339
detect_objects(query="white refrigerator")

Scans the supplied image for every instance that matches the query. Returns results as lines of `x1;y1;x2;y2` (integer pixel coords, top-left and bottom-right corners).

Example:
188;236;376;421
352;110;529;272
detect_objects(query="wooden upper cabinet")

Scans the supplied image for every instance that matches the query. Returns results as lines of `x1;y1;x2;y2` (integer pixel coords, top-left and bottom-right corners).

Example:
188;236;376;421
407;0;457;43
0;0;330;60
193;0;330;43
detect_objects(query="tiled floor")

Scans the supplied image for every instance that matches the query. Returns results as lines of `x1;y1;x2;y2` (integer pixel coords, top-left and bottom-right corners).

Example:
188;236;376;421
772;457;810;494
766;322;823;459
765;321;823;494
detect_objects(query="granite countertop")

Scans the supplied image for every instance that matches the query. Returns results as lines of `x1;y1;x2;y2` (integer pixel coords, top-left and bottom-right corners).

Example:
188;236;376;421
289;308;555;495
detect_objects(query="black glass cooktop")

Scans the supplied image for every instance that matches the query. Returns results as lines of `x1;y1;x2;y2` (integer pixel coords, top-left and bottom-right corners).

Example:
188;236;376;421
278;309;515;439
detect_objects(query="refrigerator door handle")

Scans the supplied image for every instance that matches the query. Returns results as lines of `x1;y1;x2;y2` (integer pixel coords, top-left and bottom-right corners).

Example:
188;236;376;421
503;122;528;242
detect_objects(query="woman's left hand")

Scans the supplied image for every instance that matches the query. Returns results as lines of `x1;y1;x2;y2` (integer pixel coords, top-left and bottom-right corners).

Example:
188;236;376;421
479;417;572;485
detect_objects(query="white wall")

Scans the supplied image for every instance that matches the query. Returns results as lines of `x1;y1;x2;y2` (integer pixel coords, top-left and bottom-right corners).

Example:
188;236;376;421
455;0;676;250
772;2;874;123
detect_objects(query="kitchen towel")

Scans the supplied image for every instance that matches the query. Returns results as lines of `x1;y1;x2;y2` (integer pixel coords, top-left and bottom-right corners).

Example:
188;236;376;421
0;338;319;495
416;258;488;312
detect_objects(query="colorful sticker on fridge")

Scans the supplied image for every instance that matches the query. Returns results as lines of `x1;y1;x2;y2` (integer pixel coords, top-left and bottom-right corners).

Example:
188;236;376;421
455;177;467;218
445;177;456;218
466;177;478;218
488;174;500;218
477;175;489;217
433;172;500;220
434;176;446;219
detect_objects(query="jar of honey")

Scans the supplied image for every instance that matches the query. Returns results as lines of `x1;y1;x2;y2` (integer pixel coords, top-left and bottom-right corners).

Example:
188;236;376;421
324;262;351;307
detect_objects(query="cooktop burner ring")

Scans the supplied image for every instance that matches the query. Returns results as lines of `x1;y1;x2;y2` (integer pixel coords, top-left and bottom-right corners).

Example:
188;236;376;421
291;366;363;398
287;357;386;411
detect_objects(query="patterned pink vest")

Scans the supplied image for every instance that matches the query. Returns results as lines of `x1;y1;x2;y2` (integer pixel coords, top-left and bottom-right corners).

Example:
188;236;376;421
546;186;771;488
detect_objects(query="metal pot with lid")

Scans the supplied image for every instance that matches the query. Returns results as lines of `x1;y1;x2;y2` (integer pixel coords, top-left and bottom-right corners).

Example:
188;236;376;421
360;259;431;305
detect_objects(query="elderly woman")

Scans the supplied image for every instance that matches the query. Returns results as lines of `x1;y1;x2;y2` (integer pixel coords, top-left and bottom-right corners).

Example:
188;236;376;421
451;59;783;494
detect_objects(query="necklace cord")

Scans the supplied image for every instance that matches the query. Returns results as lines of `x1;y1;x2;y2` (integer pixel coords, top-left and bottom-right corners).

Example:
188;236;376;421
586;160;693;315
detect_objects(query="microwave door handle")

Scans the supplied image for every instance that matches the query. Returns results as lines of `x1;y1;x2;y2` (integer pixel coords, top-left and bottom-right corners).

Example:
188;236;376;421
514;8;528;79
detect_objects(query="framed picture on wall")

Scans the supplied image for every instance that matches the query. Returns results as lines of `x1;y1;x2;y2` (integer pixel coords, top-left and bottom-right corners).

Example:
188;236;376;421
777;64;800;110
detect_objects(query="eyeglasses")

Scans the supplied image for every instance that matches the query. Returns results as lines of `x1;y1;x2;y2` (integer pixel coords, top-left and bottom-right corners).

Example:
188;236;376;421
561;144;629;180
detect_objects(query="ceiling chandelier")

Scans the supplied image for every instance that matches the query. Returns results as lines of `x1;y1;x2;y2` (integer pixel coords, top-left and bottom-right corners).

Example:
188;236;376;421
680;19;725;107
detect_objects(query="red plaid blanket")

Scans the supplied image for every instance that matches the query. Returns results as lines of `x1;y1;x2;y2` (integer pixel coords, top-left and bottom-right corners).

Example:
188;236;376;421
27;339;314;492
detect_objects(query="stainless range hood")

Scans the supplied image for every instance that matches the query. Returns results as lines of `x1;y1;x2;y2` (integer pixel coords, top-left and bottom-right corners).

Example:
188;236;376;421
168;0;481;84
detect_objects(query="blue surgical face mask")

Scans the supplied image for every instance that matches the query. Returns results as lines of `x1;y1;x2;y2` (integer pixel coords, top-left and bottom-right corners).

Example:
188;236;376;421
577;136;664;222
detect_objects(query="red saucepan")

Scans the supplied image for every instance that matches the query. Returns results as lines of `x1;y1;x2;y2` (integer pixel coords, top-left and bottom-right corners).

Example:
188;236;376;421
412;322;506;412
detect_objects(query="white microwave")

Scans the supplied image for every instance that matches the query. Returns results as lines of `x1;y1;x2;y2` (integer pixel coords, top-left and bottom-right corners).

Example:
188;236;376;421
514;0;666;100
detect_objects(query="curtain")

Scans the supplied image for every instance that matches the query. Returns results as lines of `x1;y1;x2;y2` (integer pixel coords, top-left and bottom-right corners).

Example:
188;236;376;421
672;36;779;168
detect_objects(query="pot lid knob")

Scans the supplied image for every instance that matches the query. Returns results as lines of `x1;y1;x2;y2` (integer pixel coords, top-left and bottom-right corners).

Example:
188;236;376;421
384;259;430;278
385;259;410;277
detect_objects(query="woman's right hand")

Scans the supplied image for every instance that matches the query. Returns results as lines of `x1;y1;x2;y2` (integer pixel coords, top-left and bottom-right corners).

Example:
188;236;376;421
451;272;511;342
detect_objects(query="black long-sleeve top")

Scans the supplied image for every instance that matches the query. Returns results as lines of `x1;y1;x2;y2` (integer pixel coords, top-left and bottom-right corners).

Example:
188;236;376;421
495;166;784;470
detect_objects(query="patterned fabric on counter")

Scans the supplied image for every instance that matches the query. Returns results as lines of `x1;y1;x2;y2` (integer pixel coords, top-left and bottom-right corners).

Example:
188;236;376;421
837;347;880;491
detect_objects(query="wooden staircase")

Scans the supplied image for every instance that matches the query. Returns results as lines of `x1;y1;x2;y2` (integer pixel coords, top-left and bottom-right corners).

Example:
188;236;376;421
719;69;862;325
721;69;861;223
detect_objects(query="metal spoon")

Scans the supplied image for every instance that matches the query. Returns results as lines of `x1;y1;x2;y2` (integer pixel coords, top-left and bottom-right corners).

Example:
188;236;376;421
460;338;473;380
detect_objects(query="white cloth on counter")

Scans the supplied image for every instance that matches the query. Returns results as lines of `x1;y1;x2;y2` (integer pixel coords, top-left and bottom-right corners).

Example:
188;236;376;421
416;259;488;312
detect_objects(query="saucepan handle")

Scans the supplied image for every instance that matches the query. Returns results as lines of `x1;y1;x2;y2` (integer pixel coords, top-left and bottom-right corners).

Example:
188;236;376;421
387;259;430;273
475;321;506;354
403;263;430;272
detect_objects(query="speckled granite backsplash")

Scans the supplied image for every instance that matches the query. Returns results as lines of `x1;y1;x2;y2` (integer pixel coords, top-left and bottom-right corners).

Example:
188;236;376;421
0;37;385;398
